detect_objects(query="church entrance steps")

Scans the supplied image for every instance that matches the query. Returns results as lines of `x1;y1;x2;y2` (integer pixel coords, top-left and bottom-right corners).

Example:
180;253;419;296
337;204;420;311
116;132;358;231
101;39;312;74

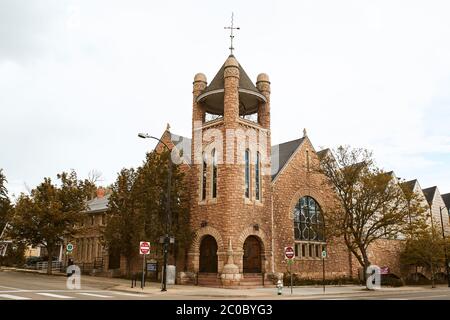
197;273;221;287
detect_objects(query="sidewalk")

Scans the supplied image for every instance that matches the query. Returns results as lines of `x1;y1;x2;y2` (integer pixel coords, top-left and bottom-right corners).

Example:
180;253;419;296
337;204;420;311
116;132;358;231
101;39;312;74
112;281;445;299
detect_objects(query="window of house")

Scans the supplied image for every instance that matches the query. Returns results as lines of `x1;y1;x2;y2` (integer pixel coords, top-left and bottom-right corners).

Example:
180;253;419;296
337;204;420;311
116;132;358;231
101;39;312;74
245;149;250;198
202;152;207;201
211;148;217;199
255;151;261;201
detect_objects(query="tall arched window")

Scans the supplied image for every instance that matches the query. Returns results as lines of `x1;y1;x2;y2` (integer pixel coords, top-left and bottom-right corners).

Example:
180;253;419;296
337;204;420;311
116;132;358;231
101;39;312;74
293;196;325;258
245;149;250;198
211;148;217;199
294;196;324;241
255;151;261;201
201;152;207;200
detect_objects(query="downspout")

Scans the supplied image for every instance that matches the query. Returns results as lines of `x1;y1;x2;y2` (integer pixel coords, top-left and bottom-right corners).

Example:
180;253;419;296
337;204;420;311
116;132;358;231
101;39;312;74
271;184;275;273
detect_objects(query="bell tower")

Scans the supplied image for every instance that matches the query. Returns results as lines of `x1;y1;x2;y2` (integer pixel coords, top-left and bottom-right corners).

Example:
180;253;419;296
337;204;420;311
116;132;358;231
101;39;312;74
186;51;274;286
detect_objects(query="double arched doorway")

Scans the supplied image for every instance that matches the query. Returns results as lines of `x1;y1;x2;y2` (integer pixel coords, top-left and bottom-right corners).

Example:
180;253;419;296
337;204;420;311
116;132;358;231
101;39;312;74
199;235;218;273
243;236;262;273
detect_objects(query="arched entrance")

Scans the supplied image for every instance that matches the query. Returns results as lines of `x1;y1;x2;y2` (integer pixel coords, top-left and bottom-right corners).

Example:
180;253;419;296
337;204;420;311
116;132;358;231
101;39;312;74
243;236;262;273
199;235;218;273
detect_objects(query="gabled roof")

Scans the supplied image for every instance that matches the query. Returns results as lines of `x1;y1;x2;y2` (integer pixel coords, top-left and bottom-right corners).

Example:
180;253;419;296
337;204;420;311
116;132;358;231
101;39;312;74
316;148;330;160
401;179;418;193
271;137;305;180
441;193;450;211
422;186;437;206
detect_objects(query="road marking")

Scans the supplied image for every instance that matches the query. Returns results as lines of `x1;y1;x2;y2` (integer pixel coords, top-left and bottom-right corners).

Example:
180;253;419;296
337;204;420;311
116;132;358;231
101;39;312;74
112;292;147;297
76;292;113;298
0;285;26;291
36;293;75;299
0;294;31;300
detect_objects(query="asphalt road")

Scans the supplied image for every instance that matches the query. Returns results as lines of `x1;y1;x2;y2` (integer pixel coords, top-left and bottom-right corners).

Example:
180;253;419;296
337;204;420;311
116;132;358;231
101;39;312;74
0;269;150;300
1;269;450;300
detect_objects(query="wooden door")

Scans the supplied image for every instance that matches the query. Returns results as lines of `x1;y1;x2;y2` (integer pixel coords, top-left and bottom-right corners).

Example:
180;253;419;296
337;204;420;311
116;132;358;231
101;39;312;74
243;236;262;273
199;235;218;273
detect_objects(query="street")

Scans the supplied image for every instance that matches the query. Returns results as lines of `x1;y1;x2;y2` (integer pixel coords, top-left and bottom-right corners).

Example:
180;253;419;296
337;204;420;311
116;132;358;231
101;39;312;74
1;269;450;300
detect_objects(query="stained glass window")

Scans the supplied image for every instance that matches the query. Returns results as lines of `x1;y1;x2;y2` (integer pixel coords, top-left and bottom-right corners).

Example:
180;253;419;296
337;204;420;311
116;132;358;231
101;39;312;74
293;196;325;241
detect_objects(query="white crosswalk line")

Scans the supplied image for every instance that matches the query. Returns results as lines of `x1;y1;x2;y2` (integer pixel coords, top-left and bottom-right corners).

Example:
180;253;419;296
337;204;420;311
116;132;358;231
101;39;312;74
76;292;113;298
112;292;146;297
36;293;75;299
0;294;31;300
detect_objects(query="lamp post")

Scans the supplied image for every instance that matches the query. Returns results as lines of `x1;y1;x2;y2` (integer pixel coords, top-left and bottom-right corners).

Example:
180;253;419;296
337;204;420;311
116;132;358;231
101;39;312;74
138;132;172;292
439;206;450;287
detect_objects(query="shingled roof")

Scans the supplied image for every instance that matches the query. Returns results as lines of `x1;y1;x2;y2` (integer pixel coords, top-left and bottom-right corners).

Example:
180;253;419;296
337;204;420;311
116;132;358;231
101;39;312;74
422;186;437;206
271;137;305;180
441;193;450;211
401;179;418;193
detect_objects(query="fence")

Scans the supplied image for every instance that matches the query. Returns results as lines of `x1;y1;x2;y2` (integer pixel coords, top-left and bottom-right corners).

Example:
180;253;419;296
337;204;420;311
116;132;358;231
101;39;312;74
36;261;63;272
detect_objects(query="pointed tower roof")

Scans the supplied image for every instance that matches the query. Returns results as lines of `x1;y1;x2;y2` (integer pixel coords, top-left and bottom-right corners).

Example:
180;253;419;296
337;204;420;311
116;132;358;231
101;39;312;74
422;186;437;206
196;55;267;115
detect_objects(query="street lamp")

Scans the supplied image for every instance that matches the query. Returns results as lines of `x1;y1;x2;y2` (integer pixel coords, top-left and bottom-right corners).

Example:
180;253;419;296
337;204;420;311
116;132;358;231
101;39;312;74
439;206;450;287
138;132;172;292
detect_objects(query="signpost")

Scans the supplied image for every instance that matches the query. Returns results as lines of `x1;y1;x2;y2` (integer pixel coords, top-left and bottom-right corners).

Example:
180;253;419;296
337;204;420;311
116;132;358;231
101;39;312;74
139;241;151;289
322;249;327;293
284;246;295;294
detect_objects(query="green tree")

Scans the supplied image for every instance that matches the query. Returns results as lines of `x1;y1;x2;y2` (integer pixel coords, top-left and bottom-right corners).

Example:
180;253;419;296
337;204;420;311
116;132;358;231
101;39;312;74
400;227;450;286
10;170;90;274
103;167;141;276
319;146;427;279
104;150;191;276
0;169;12;236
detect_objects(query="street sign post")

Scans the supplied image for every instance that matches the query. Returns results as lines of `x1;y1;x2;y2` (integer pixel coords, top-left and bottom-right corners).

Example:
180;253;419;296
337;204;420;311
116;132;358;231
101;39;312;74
322;249;327;293
284;246;295;294
139;241;151;289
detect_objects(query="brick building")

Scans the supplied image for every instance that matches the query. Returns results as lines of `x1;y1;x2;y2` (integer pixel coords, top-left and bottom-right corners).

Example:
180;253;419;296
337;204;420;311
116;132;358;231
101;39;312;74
69;53;450;286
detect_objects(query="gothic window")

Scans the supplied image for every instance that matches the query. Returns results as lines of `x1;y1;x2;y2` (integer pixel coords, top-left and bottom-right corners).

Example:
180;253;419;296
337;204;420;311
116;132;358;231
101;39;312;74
255;151;261;201
211;148;217;199
245;149;250;198
202;152;207;201
293;196;325;242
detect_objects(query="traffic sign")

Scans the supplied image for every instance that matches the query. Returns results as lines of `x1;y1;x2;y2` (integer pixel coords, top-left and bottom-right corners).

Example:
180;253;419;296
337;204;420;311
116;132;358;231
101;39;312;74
66;243;74;253
284;246;295;260
321;250;327;258
139;241;151;255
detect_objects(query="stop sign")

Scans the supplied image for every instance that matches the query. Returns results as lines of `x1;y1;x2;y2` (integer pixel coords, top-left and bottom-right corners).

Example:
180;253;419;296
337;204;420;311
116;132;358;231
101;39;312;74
284;246;295;260
139;241;151;255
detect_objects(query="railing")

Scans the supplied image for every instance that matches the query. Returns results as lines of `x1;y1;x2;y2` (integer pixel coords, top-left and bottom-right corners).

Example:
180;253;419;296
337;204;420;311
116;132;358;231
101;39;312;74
36;261;63;272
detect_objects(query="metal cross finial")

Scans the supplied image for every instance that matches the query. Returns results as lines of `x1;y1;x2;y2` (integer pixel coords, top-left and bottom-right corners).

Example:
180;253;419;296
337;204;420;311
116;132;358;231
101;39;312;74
224;12;240;55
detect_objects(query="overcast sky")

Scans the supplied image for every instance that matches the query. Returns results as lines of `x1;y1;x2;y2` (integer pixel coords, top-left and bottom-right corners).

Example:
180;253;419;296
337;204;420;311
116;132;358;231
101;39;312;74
1;0;450;200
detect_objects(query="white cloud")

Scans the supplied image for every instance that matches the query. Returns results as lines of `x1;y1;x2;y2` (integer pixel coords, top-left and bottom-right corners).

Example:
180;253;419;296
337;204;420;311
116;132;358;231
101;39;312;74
1;0;449;197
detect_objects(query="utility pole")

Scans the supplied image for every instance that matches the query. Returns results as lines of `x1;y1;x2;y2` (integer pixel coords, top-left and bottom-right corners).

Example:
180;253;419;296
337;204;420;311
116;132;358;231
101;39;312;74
439;207;450;287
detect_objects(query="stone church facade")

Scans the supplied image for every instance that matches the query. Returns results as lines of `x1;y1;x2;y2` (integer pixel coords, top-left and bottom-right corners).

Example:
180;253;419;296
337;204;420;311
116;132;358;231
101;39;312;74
150;54;450;287
67;53;450;287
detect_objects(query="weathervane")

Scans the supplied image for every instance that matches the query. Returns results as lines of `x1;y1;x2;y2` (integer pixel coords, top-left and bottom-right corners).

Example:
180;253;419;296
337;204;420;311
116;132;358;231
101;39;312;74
224;12;240;55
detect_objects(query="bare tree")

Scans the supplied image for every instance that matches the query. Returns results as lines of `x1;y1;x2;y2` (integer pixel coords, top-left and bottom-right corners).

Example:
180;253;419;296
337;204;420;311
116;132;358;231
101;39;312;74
318;146;427;279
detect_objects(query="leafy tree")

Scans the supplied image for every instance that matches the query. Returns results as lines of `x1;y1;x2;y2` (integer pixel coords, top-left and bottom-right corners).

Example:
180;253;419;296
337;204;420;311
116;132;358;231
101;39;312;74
400;227;450;286
104;150;191;276
103;167;140;276
318;146;427;279
10;170;90;274
0;169;12;236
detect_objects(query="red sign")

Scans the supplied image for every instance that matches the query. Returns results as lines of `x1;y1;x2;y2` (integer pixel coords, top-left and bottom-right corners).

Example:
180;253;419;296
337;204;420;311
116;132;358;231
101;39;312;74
380;266;389;275
284;246;295;260
139;241;151;255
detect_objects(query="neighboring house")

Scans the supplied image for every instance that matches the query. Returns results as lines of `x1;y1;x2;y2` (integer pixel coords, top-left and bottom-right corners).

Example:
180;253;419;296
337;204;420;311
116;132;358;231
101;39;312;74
65;188;111;274
441;193;450;218
422;186;450;236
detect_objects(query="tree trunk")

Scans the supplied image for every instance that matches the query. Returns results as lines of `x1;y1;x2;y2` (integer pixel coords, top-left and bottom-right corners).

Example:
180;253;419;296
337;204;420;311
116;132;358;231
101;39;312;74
47;246;54;275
